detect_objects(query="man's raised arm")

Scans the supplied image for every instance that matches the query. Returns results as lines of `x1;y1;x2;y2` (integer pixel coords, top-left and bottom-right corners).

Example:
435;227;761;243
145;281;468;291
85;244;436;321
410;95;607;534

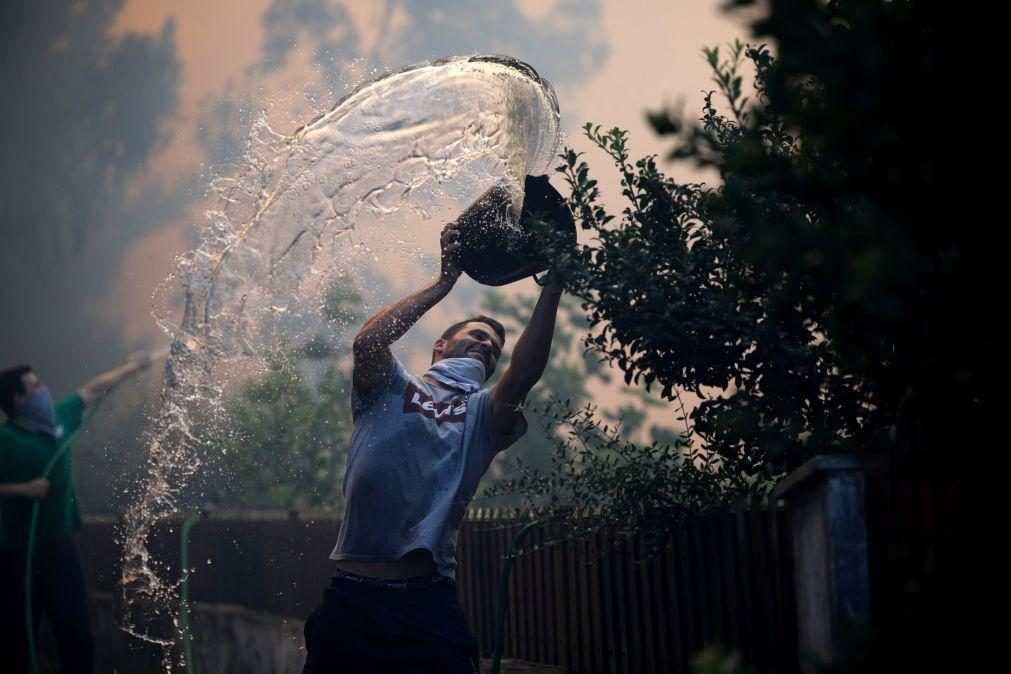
352;222;463;396
77;351;154;407
489;279;563;434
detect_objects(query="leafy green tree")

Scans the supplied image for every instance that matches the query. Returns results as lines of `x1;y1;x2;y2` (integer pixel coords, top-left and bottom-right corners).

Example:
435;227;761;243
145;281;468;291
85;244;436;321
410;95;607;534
208;277;364;512
487;1;997;561
212;348;354;511
647;3;995;472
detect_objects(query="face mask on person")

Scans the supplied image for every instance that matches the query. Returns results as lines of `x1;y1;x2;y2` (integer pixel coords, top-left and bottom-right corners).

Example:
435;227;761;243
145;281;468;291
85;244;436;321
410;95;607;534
16;386;57;437
425;357;486;393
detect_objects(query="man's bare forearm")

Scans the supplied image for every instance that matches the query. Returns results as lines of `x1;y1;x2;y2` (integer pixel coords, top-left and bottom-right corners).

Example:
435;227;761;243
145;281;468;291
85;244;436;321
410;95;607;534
77;354;151;406
354;277;456;353
508;282;563;385
354;220;464;354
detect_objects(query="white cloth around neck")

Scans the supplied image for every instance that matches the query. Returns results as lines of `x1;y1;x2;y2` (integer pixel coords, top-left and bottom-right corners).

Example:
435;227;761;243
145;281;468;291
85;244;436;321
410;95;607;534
424;356;486;393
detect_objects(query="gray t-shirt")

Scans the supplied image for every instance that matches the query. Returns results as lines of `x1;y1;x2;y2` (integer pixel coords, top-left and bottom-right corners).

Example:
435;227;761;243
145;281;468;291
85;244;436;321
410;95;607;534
330;356;528;579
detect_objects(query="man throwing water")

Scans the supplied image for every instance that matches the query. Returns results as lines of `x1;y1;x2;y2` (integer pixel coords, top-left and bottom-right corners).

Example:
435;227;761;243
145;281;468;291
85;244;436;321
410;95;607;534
302;219;563;673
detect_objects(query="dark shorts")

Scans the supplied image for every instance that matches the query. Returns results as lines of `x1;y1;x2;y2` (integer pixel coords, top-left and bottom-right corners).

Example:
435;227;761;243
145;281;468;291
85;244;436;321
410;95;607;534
303;569;480;674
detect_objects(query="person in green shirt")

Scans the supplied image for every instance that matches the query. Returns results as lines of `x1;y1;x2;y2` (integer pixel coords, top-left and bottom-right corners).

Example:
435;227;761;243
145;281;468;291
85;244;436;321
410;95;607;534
0;353;154;674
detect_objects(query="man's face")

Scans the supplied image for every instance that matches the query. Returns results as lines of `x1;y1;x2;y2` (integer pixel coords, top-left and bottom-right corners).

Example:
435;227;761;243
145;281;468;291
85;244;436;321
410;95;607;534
434;321;504;378
15;371;41;407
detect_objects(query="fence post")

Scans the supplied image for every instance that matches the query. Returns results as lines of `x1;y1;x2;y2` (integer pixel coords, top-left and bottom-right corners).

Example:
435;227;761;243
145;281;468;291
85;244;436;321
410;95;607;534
773;454;870;674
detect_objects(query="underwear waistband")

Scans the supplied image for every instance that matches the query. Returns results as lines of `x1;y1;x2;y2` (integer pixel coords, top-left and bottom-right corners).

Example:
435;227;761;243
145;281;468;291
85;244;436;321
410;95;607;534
331;567;454;591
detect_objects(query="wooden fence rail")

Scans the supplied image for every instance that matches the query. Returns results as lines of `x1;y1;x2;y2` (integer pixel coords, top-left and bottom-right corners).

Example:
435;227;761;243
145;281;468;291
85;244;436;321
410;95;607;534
457;504;796;674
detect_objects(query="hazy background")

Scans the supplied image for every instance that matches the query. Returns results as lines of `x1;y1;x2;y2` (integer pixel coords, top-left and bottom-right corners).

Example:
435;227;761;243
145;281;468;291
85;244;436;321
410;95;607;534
0;0;752;512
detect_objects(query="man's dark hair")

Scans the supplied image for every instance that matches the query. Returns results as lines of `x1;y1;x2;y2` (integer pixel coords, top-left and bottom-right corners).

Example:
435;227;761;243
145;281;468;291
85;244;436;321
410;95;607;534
441;315;506;346
0;365;32;418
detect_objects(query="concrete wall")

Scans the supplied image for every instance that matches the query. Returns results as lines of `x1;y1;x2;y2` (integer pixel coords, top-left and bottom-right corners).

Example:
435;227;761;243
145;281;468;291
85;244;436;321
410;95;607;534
38;592;306;674
39;592;558;674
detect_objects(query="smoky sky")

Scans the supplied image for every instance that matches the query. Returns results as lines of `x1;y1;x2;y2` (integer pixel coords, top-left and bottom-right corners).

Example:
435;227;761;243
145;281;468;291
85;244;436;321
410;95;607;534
0;0;182;391
258;0;608;94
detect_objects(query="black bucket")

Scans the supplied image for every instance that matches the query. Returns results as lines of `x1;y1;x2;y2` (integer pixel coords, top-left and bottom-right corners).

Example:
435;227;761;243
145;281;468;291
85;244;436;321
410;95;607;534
454;174;575;286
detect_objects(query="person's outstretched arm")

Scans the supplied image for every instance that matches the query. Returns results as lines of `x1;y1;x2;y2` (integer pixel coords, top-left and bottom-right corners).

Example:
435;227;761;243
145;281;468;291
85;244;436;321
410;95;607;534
353;221;462;397
490;280;563;433
77;351;154;407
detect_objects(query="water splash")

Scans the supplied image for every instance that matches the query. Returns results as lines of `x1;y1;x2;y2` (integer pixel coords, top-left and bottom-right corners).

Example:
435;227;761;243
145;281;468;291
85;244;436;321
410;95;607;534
117;55;560;666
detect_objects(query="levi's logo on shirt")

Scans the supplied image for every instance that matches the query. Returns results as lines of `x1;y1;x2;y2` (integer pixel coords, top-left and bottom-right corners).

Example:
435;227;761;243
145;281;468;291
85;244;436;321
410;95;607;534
403;381;467;424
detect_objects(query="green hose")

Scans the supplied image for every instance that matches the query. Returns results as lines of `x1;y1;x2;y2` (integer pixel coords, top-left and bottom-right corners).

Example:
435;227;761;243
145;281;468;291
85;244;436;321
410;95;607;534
180;512;200;674
491;518;543;674
25;400;101;674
